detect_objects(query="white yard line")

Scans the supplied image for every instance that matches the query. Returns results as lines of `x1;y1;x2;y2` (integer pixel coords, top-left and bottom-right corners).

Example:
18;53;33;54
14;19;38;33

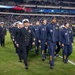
73;47;75;48
59;55;75;66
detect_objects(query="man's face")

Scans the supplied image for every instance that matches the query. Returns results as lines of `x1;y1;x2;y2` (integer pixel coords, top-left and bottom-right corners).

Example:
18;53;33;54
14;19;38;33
36;21;39;26
19;24;24;28
52;18;56;23
66;23;69;28
16;24;19;27
1;24;4;27
24;22;29;27
43;19;47;25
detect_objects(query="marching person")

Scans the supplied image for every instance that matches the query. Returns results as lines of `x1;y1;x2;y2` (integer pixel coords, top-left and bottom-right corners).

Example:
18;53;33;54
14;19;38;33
0;22;6;47
33;21;40;55
61;22;73;64
18;19;34;69
11;22;20;53
47;17;59;69
55;23;61;56
15;22;24;62
39;19;48;61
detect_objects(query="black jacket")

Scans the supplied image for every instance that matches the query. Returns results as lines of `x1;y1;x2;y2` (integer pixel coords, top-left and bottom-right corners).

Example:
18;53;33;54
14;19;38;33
19;27;34;46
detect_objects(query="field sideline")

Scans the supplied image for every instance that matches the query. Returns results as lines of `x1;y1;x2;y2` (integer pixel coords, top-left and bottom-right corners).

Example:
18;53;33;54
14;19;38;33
0;32;75;75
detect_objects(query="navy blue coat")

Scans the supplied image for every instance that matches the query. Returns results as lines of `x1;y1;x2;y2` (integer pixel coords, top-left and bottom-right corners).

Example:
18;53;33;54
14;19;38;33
11;27;17;38
14;27;20;43
29;25;34;30
19;27;34;46
39;24;47;42
0;26;6;38
33;25;40;39
58;27;63;43
61;27;73;45
47;23;59;42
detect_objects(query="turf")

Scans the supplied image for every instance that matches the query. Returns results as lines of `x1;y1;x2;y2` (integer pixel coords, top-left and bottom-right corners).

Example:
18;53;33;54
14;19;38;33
0;32;75;75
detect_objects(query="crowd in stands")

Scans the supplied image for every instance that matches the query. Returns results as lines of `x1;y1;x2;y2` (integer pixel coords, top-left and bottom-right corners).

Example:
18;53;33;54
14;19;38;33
0;1;16;6
0;0;75;7
0;14;75;28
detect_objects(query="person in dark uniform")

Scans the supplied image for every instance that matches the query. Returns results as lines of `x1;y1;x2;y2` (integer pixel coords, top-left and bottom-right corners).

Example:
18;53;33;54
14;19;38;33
9;25;14;40
47;17;59;69
33;21;40;55
55;23;61;56
15;22;24;62
11;21;23;53
18;19;34;69
0;22;6;47
28;23;34;49
11;22;20;53
29;23;34;30
39;19;48;61
61;22;73;64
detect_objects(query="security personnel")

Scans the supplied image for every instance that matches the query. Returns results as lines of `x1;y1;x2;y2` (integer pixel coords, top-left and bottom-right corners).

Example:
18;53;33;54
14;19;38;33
0;22;6;47
39;19;47;61
18;19;34;69
33;21;40;55
47;17;59;69
61;22;73;64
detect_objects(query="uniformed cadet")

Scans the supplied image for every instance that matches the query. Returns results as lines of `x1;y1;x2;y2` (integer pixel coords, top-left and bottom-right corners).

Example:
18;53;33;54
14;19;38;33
55;23;61;56
33;21;40;55
47;17;59;69
18;19;34;69
29;23;34;49
10;23;16;40
39;19;47;61
11;22;20;53
0;22;6;47
15;22;24;62
61;22;73;64
9;25;14;39
29;23;34;30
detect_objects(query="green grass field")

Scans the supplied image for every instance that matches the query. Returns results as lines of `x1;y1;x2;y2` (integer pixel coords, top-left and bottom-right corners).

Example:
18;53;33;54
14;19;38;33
0;32;75;75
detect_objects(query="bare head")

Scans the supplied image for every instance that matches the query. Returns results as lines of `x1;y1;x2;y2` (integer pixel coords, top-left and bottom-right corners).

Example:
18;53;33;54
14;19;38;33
51;17;56;24
43;19;47;25
64;22;69;28
36;21;40;26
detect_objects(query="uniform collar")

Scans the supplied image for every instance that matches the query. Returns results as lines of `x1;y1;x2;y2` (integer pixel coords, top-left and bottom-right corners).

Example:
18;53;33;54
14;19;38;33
51;22;56;25
25;27;28;29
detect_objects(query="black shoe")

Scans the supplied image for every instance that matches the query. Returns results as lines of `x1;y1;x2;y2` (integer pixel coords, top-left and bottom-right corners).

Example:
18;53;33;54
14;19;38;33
3;45;5;47
19;60;22;62
63;61;68;64
36;53;39;55
42;59;45;61
25;66;28;69
50;66;54;69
